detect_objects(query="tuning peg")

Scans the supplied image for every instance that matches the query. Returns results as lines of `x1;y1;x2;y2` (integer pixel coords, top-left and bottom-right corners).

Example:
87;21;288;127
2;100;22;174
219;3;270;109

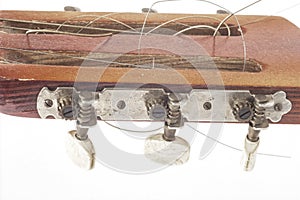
144;92;190;165
141;8;157;13
64;6;81;12
144;132;190;165
239;94;268;171
64;91;98;169
36;87;292;171
241;133;260;171
65;130;95;170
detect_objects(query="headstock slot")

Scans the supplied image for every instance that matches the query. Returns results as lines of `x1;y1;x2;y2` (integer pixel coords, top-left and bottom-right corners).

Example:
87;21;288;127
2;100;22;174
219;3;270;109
0;17;241;36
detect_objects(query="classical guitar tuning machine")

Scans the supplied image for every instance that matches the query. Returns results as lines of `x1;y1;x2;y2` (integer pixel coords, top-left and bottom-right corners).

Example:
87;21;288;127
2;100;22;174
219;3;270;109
145;92;190;165
240;91;292;171
37;87;292;171
66;91;98;170
144;90;167;121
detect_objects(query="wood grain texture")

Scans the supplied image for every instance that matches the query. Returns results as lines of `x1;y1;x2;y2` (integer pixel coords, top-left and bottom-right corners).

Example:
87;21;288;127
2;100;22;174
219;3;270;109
0;79;299;124
0;11;299;124
2;50;262;72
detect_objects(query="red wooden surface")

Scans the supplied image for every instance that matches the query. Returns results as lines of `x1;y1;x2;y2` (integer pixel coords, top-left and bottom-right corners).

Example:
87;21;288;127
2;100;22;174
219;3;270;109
0;11;299;123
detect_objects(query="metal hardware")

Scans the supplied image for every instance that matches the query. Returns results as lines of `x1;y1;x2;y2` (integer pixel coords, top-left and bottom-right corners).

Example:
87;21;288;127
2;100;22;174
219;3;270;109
37;87;75;119
57;89;76;120
70;91;97;143
44;99;53;108
241;94;270;171
66;91;97;169
162;93;182;141
241;91;292;171
145;92;190;165
216;10;229;14
264;91;292;123
76;91;97;128
43;89;97;170
37;88;291;124
232;100;254;122
141;8;157;13
166;93;183;128
64;6;81;12
203;102;212;110
241;94;268;171
37;87;292;170
144;90;167;121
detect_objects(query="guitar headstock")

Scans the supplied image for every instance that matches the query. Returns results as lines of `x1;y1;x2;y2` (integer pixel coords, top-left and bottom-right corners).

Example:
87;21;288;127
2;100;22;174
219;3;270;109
0;7;298;171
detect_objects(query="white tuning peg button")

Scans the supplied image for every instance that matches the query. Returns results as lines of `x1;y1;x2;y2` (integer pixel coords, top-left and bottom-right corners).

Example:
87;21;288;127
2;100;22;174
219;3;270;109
241;136;260;171
65;130;95;170
144;133;190;165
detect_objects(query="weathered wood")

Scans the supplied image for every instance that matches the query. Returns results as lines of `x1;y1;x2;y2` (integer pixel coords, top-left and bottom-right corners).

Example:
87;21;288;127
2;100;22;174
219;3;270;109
0;11;299;124
1;49;262;72
0;10;242;35
0;79;299;124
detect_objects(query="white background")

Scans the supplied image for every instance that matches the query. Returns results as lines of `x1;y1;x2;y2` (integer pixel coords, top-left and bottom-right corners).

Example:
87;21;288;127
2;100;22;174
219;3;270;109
0;0;300;200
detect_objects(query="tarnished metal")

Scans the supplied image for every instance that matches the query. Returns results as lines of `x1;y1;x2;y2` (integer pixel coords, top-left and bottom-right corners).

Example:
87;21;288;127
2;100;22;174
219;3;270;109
37;87;292;123
64;6;81;12
37;87;75;119
36;87;292;170
144;90;167;121
232;101;254;123
241;91;292;171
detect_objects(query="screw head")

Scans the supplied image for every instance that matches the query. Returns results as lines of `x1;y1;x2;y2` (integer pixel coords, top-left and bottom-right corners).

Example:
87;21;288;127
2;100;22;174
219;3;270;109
233;102;254;122
203;102;212;110
44;99;53;108
238;107;253;120
148;104;166;120
61;105;75;120
274;103;283;111
117;100;126;110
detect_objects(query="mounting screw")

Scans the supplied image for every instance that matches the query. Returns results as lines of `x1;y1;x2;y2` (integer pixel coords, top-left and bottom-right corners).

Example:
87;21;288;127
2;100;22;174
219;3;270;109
58;96;76;120
148;104;166;120
44;99;53;108
203;102;212;110
239;107;253;120
233;101;254;122
61;106;76;120
117;100;126;110
274;103;283;111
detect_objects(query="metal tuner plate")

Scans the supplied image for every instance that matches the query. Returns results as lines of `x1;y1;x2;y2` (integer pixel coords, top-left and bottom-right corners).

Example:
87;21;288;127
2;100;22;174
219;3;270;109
36;87;292;171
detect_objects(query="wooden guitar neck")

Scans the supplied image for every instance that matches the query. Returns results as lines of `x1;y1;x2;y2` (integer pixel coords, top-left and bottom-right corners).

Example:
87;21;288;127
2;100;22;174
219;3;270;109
0;10;299;123
1;10;299;171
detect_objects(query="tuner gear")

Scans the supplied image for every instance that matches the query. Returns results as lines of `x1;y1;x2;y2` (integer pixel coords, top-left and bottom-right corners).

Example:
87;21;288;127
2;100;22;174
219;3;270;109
145;90;167;121
148;103;167;121
232;101;254;123
58;96;76;120
36;87;292;171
